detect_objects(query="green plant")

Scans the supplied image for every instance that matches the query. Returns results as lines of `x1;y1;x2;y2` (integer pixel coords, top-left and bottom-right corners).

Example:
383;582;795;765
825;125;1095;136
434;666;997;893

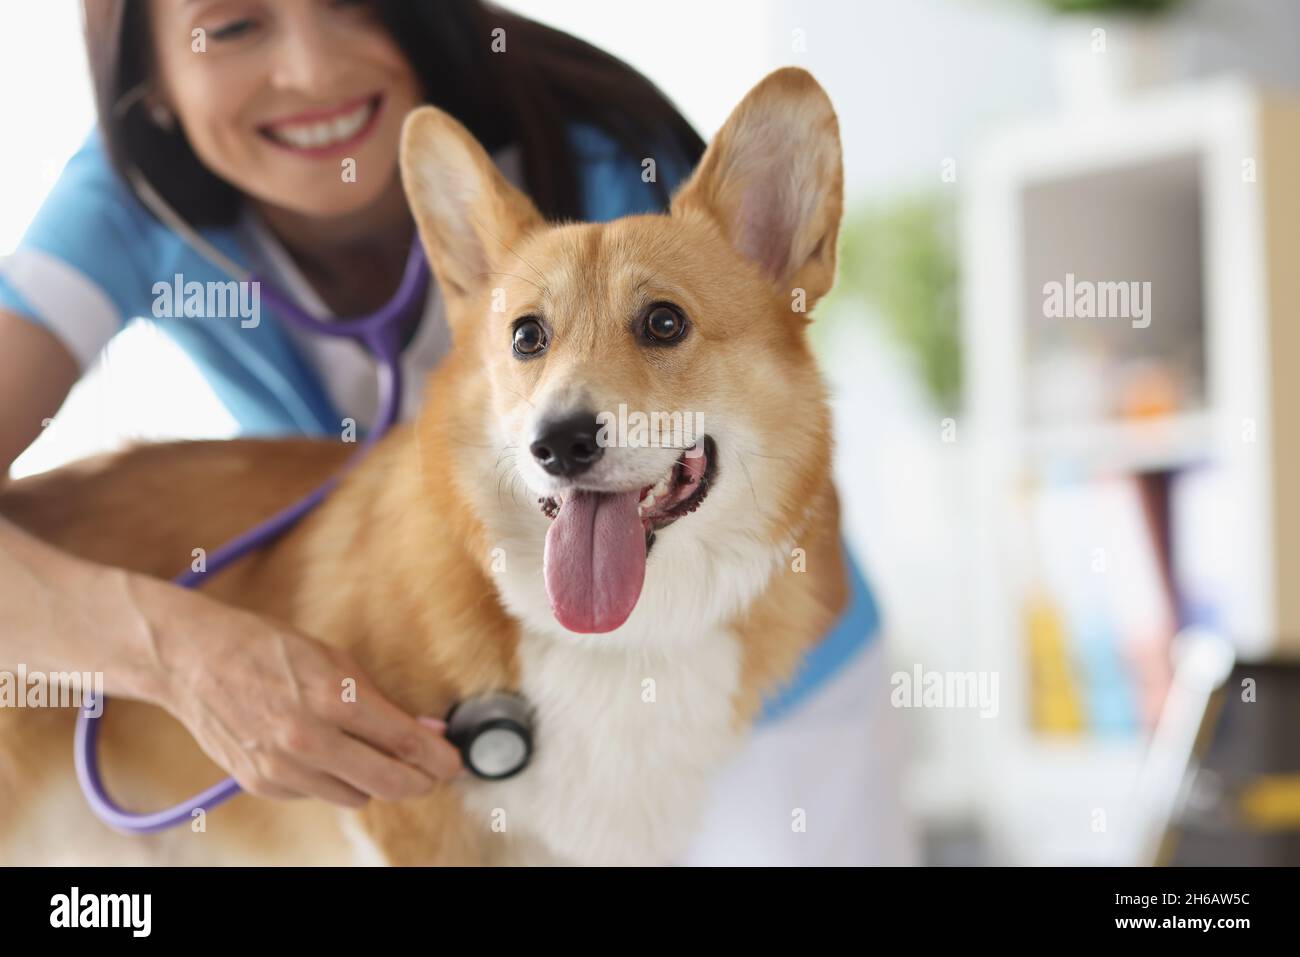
822;192;962;413
1039;0;1183;13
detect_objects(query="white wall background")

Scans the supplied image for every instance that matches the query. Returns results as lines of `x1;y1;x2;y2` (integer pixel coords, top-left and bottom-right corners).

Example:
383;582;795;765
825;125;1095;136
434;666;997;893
0;0;94;254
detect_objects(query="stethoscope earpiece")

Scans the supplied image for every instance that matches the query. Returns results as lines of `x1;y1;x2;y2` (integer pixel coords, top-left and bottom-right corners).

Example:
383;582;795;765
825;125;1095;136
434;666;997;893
445;693;534;780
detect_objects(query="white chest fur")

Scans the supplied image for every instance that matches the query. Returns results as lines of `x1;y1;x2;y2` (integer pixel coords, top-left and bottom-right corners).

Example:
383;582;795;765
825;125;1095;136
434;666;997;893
456;626;745;865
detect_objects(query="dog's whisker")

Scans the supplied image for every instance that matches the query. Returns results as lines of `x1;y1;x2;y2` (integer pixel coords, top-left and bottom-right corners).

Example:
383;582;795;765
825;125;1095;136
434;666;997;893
732;446;796;465
477;271;544;293
472;214;548;288
731;450;761;513
501;385;536;410
507;471;526;510
496;465;512;510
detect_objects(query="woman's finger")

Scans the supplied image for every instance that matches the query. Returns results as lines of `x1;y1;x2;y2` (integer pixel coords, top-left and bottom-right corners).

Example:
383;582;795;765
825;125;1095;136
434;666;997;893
302;727;446;802
333;691;463;781
247;752;371;809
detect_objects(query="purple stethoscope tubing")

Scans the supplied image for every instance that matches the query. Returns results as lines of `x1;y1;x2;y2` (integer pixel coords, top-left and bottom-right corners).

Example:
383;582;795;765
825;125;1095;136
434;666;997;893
73;241;430;834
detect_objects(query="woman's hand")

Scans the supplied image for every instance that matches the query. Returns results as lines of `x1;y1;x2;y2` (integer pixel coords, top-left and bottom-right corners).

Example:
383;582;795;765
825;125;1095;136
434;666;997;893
0;314;463;809
129;571;464;809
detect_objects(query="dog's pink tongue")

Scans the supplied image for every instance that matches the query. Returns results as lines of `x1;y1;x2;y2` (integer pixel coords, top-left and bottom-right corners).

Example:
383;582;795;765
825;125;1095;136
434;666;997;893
544;490;646;633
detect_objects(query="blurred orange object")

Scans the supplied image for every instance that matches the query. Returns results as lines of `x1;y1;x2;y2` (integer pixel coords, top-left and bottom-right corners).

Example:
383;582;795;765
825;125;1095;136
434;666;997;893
1119;360;1181;420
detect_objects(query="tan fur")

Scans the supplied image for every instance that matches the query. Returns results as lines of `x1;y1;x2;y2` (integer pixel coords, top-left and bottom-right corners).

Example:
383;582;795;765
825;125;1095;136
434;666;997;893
0;68;849;865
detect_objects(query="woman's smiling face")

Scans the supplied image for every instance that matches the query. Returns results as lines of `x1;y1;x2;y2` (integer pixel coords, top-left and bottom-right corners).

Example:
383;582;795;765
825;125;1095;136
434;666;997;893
148;0;422;220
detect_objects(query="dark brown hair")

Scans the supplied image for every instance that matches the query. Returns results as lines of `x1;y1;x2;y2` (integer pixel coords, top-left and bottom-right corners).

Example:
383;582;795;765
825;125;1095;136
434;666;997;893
83;0;705;226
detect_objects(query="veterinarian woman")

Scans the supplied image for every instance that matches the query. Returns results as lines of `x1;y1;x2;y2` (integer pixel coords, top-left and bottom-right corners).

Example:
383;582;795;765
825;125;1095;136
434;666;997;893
0;0;912;864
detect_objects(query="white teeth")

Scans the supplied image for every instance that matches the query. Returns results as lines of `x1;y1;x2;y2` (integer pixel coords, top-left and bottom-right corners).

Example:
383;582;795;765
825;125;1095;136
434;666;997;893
332;115;355;140
637;472;673;515
268;100;373;150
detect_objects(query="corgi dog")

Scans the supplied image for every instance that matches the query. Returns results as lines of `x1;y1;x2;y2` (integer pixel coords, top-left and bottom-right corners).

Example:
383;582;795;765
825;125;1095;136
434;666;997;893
0;67;848;866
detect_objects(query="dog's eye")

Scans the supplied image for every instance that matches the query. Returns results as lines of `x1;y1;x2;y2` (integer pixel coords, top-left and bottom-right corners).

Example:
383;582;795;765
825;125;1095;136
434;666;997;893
512;318;547;357
643;304;687;344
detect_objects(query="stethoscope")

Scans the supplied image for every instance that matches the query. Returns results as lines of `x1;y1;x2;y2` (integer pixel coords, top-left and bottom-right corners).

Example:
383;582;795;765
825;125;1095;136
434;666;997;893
73;174;534;835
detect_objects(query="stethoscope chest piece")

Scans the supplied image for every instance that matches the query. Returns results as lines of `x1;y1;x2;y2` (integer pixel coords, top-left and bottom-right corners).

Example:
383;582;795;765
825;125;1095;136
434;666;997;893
445;693;534;780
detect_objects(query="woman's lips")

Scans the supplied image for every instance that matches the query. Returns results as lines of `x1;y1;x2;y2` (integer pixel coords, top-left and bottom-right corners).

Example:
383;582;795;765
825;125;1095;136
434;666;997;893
257;94;384;158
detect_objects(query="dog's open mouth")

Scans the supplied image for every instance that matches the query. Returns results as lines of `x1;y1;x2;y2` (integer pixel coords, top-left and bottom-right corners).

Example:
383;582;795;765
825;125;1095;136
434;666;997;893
538;436;717;634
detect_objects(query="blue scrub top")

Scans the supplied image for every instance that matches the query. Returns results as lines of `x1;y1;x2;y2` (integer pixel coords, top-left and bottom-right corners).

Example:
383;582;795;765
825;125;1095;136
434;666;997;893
0;124;879;722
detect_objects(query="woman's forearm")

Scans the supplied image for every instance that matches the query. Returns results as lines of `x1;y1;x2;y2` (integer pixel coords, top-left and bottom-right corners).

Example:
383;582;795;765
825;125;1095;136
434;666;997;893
0;515;464;801
0;516;172;704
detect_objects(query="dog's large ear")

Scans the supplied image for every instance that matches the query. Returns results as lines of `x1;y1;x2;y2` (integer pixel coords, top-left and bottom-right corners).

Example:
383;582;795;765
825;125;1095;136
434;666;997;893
400;106;544;303
671;68;843;309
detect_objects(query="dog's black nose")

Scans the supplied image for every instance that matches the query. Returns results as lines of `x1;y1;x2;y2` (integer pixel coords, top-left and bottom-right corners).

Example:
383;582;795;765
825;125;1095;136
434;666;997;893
530;412;604;477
